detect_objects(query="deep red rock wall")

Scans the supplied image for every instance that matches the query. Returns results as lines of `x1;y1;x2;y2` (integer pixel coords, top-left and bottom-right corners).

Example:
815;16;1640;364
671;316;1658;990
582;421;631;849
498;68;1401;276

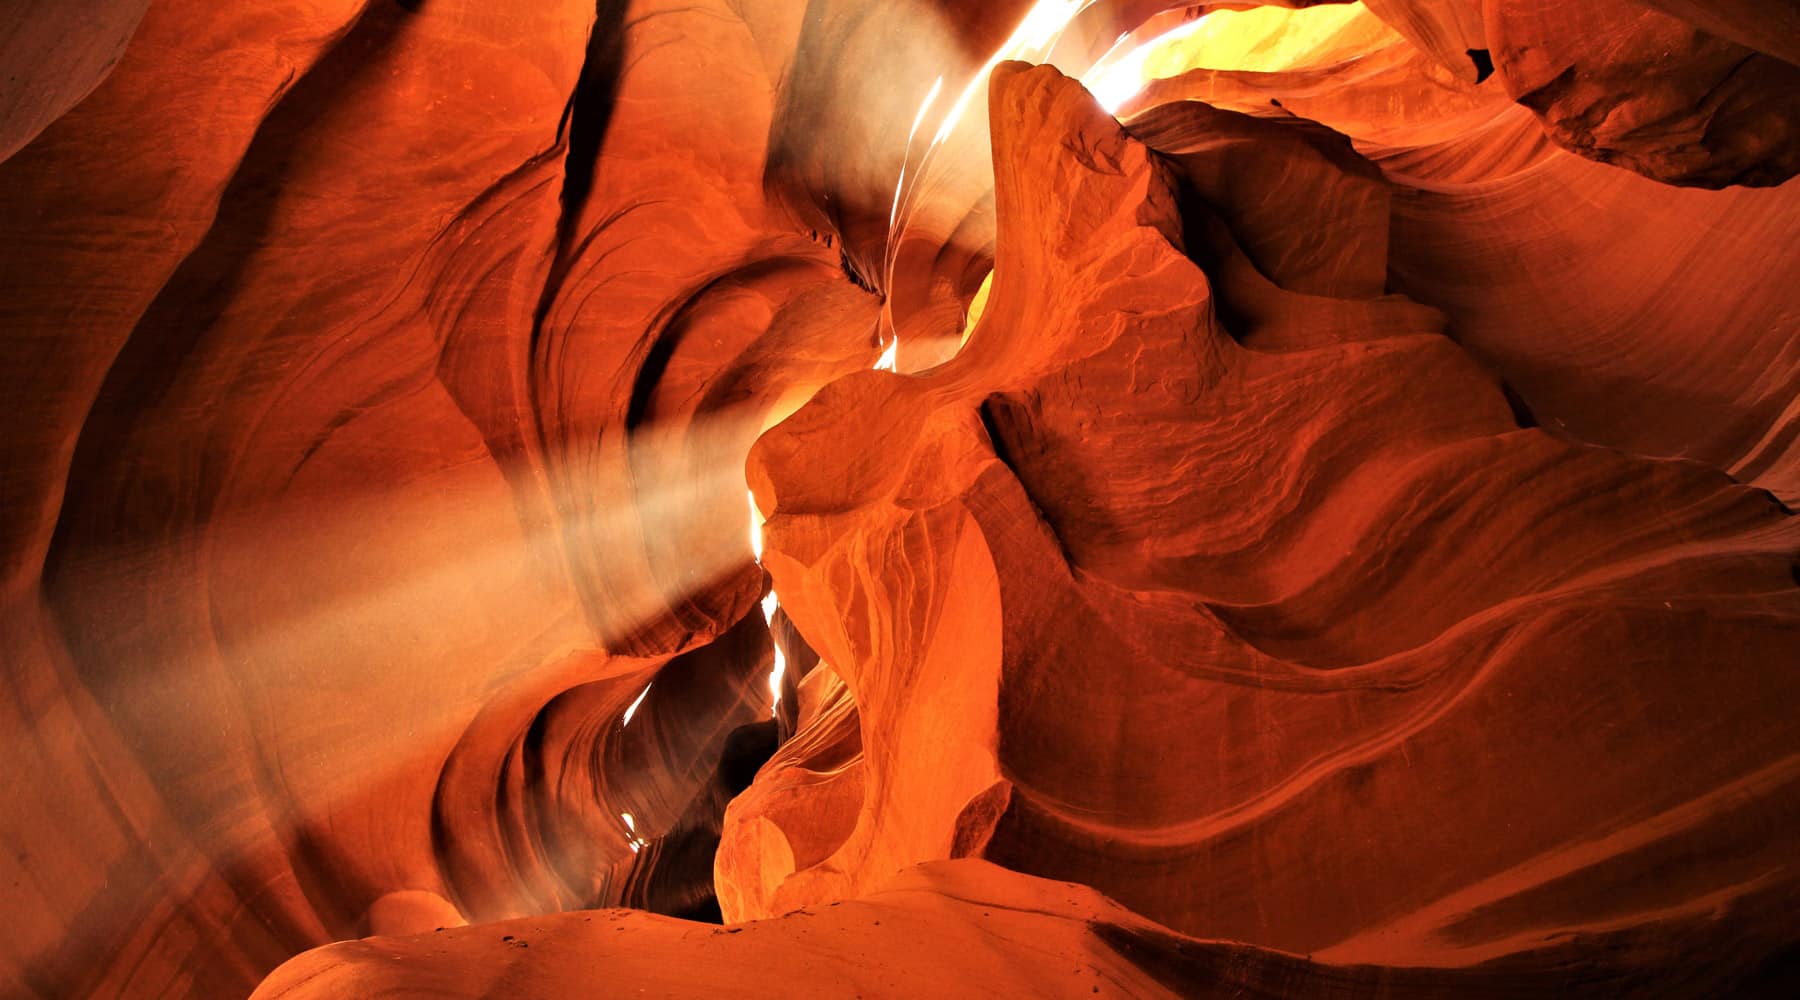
731;62;1800;971
2;1;1796;997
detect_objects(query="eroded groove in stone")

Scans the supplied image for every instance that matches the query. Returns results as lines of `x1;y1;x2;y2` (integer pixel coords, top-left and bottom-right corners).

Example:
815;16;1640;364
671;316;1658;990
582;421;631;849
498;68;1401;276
2;2;1797;997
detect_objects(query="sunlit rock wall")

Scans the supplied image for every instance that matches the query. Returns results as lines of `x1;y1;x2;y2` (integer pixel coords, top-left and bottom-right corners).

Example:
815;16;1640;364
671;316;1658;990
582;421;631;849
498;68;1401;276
2;1;1796;997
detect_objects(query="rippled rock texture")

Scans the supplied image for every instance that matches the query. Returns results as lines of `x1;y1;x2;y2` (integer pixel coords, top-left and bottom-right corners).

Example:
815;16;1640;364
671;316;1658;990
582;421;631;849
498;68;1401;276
3;1;1798;997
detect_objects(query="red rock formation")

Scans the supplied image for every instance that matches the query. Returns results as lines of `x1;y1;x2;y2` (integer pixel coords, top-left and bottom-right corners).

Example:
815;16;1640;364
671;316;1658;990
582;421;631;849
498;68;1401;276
728;61;1800;973
1487;0;1800;187
0;0;152;162
251;859;1798;998
2;1;1797;997
2;0;870;993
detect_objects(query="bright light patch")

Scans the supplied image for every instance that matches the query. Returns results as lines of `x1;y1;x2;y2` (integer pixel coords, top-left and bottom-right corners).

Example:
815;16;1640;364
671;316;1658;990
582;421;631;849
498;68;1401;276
1082;16;1211;112
873;338;898;371
748;489;764;561
929;0;1091;149
748;487;784;717
961;270;994;351
1151;2;1379;77
1083;2;1386;113
769;644;787;713
621;682;652;727
620;812;646;853
891;75;946;230
908;76;946;152
886;1;1097;289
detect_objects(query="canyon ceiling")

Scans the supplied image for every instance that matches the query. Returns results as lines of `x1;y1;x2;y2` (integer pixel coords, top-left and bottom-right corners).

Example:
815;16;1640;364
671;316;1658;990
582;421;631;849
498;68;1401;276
2;0;1798;997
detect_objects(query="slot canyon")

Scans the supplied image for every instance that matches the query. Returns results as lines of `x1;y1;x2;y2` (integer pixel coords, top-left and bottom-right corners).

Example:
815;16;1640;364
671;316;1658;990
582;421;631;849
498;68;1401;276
3;0;1799;996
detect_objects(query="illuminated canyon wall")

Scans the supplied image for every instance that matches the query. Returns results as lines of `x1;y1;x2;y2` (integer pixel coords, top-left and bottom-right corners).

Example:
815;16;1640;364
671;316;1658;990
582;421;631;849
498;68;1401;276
2;1;1797;997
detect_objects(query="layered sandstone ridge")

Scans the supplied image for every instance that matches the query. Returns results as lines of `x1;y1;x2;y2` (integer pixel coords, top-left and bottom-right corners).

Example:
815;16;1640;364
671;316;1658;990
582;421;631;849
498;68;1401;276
725;61;1800;972
2;1;1797;998
253;859;1796;999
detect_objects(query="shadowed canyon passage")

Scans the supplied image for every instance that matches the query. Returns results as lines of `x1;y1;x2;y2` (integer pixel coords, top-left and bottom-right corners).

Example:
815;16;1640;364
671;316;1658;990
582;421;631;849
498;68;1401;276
2;1;1798;997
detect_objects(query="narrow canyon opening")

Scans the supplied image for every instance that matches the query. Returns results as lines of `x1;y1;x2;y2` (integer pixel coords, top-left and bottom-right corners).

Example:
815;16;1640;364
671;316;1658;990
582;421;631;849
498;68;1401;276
4;1;1799;997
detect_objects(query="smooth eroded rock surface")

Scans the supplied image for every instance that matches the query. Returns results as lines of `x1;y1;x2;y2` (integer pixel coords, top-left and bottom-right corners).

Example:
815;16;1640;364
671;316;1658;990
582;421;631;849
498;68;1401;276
2;2;1796;997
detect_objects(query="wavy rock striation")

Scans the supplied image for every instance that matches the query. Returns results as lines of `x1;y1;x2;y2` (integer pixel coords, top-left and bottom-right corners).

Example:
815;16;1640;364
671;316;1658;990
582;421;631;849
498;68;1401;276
2;1;1797;997
727;61;1800;980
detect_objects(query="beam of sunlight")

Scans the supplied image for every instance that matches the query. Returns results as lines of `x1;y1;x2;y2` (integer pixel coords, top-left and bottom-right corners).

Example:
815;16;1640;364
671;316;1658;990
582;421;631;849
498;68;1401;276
26;400;784;942
747;488;764;562
769;644;787;709
928;0;1093;150
748;485;782;715
890;75;946;232
15;4;1407;953
885;0;1100;263
884;0;1103;366
884;2;1390;372
620;812;647;853
621;682;653;727
1083;15;1212;112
